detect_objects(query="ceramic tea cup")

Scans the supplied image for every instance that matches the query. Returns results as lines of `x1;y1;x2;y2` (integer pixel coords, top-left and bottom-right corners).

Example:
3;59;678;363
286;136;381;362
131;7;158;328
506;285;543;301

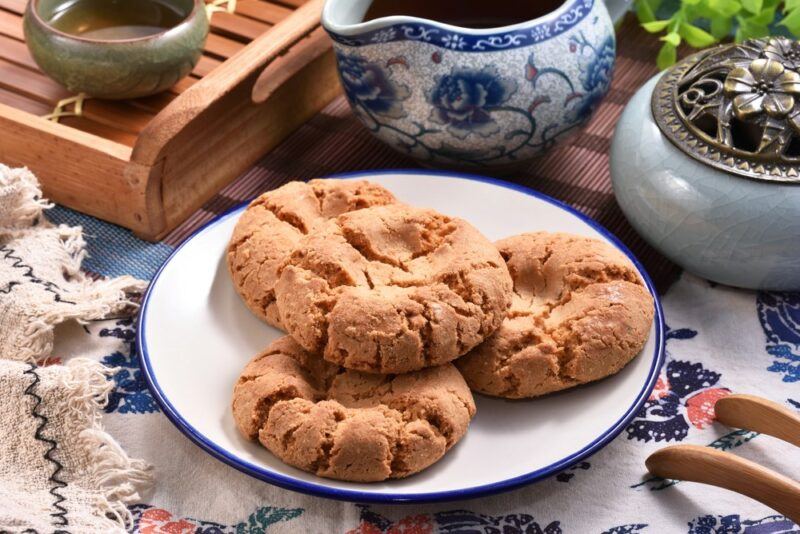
24;0;208;100
322;0;616;168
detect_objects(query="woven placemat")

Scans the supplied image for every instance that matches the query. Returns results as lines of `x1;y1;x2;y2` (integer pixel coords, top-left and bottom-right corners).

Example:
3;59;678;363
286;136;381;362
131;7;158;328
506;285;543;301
164;15;680;292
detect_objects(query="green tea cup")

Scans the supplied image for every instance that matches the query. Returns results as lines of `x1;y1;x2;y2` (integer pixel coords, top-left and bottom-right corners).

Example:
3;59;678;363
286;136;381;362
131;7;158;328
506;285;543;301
24;0;209;99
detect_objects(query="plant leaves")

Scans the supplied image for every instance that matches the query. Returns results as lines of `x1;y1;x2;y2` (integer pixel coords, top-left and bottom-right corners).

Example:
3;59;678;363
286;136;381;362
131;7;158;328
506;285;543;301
639;0;788;65
642;19;673;31
708;0;742;17
740;0;763;13
736;16;770;39
748;6;776;24
657;42;678;70
680;22;718;46
661;31;682;46
692;3;717;18
785;0;800;12
635;0;657;22
779;5;800;34
710;14;734;37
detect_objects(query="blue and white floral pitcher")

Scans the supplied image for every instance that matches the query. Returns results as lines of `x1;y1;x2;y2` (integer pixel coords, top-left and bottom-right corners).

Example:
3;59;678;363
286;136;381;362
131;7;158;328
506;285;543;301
322;0;617;168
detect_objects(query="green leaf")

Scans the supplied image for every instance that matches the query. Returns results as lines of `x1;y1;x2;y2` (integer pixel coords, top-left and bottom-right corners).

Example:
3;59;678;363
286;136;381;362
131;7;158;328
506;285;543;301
748;6;776;24
642;19;673;31
737;16;770;39
692;3;717;18
708;0;741;17
680;22;718;46
660;31;682;46
779;5;800;34
657;42;678;69
748;24;770;37
635;0;657;22
785;0;800;12
740;0;763;13
710;15;734;37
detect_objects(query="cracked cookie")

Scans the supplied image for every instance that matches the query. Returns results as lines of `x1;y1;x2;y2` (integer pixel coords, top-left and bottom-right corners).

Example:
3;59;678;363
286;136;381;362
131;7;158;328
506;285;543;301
273;204;513;374
456;232;654;399
227;179;397;329
232;336;476;482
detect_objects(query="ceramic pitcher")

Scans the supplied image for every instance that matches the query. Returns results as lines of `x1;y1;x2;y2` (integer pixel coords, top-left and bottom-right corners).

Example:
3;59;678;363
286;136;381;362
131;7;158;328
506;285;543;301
322;0;618;168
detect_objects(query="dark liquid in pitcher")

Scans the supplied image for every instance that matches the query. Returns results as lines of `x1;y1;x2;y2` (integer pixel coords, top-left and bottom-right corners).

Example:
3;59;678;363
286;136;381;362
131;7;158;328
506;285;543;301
363;0;564;28
48;0;186;40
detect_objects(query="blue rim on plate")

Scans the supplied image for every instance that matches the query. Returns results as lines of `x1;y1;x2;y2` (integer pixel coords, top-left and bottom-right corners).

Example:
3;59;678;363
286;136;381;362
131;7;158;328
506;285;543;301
138;169;666;504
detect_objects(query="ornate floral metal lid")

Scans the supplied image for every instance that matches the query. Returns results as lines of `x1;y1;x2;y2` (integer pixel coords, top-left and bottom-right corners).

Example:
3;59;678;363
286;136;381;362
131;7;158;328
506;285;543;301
652;37;800;183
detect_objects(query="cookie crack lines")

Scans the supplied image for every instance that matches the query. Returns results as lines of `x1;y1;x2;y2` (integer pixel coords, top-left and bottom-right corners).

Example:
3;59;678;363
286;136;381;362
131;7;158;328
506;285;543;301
456;232;655;400
275;204;512;374
233;337;475;482
257;197;310;234
311;186;327;214
410;301;435;367
250;387;302;441
227;179;398;330
340;222;410;272
408;214;458;262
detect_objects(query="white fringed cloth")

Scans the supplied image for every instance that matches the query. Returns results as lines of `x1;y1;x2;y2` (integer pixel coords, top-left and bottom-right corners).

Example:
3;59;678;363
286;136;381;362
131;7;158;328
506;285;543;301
0;165;152;532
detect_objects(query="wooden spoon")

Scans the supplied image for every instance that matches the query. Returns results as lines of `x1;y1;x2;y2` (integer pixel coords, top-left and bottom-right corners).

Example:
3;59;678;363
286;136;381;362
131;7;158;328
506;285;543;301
646;445;800;522
646;394;800;522
715;394;800;447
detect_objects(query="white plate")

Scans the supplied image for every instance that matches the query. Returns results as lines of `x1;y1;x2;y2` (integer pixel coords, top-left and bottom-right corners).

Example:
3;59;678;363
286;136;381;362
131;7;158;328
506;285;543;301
139;170;665;503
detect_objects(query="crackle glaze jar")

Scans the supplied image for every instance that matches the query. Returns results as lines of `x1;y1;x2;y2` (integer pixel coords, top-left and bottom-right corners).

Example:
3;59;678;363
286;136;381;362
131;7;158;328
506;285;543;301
322;0;616;168
611;39;800;290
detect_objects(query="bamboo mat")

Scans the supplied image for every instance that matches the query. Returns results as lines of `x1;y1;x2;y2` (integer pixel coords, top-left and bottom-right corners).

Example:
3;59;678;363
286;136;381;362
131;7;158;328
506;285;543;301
163;14;681;292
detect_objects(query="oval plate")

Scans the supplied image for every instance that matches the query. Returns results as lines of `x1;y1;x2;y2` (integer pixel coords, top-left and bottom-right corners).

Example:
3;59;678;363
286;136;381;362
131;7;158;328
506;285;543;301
138;170;665;503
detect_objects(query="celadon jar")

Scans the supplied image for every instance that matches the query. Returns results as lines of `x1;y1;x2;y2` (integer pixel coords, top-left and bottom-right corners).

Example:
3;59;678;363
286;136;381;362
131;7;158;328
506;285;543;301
611;39;800;290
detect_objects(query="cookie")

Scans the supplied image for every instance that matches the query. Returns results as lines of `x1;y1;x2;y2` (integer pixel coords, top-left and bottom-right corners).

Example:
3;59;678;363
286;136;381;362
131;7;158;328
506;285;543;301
273;204;513;374
232;336;476;482
227;179;397;329
456;232;655;399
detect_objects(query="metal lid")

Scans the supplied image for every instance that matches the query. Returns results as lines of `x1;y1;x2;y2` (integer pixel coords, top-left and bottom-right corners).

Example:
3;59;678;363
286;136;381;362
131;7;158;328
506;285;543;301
652;38;800;183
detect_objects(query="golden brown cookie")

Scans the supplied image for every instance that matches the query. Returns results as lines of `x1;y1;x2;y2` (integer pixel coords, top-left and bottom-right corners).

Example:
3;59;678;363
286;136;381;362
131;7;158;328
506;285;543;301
227;179;397;329
232;336;476;482
273;204;513;374
456;232;655;399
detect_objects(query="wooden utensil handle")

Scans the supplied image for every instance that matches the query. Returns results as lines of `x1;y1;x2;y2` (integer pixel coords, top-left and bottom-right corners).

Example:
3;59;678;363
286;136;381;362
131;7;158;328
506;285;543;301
715;394;800;447
646;445;800;523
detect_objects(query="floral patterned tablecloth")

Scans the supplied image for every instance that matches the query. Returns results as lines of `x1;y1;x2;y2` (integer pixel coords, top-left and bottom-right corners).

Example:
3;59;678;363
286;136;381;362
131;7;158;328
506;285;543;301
49;258;800;533
38;16;800;534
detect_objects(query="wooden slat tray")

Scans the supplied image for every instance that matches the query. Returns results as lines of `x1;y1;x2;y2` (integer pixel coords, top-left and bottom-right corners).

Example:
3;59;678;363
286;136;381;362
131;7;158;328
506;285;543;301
0;0;339;240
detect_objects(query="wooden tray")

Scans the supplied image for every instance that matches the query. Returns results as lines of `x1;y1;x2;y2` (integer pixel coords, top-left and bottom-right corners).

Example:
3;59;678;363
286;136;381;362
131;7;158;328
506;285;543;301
0;0;339;240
